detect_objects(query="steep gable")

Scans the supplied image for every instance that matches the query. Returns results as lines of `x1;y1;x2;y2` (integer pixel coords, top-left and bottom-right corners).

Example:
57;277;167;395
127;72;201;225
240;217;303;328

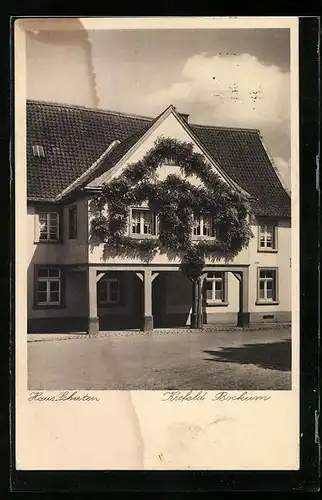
26;100;291;218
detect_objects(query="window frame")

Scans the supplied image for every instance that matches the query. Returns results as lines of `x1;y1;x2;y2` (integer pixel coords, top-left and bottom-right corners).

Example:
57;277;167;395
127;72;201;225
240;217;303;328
256;267;279;305
257;219;278;252
68;205;78;240
129;207;158;238
33;266;66;309
97;278;122;306
205;271;229;306
34;208;62;243
192;213;217;239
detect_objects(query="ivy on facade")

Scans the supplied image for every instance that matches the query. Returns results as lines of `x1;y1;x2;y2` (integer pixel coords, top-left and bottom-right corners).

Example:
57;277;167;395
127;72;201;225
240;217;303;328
89;137;253;280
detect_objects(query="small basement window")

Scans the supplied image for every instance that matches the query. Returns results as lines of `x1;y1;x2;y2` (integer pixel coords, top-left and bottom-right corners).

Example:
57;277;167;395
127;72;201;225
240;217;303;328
32;145;45;157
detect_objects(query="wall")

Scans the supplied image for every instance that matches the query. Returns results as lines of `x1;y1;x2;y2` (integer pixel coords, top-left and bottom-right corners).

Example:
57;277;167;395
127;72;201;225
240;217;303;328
249;218;291;323
27;269;88;332
27;198;89;267
88;111;237;265
164;271;239;326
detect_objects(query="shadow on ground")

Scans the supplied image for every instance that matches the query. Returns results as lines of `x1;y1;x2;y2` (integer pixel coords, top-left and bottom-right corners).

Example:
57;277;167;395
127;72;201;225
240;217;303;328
203;339;291;371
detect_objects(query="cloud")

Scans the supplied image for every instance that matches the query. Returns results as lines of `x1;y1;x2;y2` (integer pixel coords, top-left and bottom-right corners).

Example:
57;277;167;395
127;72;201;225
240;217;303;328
147;53;290;130
274;157;291;191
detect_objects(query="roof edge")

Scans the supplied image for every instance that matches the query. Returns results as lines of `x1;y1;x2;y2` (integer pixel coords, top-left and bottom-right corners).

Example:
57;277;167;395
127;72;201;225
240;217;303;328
26;99;153;122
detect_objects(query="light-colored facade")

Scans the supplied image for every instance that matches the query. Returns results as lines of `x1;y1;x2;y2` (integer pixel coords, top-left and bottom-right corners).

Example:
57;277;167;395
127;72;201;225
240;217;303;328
27;101;291;334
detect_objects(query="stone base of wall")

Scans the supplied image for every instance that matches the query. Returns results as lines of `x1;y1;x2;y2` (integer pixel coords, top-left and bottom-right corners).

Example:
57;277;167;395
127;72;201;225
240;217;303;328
28;317;88;333
250;311;291;324
28;311;292;333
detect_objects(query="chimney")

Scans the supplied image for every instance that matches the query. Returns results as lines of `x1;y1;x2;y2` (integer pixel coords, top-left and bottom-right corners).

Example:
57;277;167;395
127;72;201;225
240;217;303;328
179;112;190;123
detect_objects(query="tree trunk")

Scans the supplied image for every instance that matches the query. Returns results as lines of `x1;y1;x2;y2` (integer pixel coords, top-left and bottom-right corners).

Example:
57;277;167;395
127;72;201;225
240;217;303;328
191;277;203;329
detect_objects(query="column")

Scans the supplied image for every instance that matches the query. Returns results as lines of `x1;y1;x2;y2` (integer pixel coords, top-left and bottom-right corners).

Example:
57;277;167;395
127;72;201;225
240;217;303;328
143;269;153;331
87;267;99;336
135;269;159;331
191;273;207;329
238;267;250;327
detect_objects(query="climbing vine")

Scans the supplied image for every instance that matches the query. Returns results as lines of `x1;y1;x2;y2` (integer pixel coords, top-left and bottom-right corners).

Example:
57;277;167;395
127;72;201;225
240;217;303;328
89;137;253;279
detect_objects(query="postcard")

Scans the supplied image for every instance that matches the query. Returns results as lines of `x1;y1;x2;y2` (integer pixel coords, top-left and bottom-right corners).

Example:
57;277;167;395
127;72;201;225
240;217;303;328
15;16;299;471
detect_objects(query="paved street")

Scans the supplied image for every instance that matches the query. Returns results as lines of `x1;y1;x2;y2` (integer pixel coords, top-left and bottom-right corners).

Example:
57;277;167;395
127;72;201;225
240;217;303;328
28;327;292;391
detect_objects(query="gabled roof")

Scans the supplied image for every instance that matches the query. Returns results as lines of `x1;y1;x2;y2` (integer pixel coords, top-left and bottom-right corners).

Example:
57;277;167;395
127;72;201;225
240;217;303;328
26;99;291;217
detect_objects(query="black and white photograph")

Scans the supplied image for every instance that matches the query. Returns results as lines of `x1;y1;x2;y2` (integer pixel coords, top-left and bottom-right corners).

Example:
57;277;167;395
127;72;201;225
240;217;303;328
24;19;294;391
14;17;300;472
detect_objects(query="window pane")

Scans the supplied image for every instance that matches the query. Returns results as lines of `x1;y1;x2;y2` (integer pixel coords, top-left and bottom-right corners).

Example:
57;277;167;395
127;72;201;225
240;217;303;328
203;214;212;236
215;280;222;291
214;289;222;300
49;213;58;223
49;291;60;303
259;288;265;299
49;280;60;291
259;280;265;290
266;288;273;299
39;213;47;224
260;270;273;279
193;216;201;236
131;210;140;233
109;291;119;302
48;269;60;277
109;281;119;292
143;211;153;234
206;289;213;300
266;280;273;290
214;272;223;279
38;268;49;277
49;231;59;240
37;281;47;292
37;291;47;303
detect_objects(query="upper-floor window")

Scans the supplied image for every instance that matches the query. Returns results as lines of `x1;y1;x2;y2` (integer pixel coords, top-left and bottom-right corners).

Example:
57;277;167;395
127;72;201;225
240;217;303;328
258;221;278;251
35;267;62;307
130;208;157;236
192;213;217;238
68;205;77;239
35;211;60;242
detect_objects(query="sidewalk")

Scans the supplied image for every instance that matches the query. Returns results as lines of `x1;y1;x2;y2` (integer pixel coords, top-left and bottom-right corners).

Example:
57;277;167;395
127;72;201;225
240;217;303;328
27;323;291;342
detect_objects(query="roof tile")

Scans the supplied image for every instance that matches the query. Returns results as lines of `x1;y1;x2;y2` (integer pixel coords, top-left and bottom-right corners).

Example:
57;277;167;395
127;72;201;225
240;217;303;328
26;100;290;217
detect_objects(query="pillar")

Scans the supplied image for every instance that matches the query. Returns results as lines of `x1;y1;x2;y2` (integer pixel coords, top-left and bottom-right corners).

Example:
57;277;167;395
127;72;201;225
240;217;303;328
143;269;153;331
87;267;99;336
135;269;159;332
238;268;250;327
191;273;207;329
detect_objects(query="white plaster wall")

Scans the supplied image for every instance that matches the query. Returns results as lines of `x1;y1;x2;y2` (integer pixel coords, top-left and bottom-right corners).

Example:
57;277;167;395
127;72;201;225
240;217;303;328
62;197;89;264
27;198;88;267
249;218;291;313
89;112;234;265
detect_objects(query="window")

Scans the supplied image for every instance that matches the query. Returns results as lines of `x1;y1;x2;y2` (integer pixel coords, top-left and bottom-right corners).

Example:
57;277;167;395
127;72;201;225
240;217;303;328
192;213;217;238
130;209;157;236
36;211;60;241
32;145;45;157
68;205;77;239
258;221;277;250
205;272;227;303
257;269;278;303
36;268;62;306
98;279;120;305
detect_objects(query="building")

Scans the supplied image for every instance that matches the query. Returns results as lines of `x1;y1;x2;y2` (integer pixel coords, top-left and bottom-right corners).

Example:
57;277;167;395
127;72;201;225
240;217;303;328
26;99;291;334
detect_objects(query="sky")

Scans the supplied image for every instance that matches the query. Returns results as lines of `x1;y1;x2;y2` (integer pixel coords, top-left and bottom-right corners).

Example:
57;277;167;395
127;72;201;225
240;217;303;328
26;24;291;189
